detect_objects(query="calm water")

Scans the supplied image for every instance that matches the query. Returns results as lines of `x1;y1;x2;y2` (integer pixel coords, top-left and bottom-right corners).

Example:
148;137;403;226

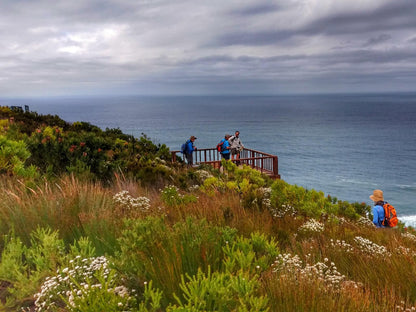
3;94;416;226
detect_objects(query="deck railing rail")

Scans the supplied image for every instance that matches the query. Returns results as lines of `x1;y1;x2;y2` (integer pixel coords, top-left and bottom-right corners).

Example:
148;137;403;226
171;147;280;179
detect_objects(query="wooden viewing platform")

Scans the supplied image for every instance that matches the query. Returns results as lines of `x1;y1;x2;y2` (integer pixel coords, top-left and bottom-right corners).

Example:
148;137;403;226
171;147;280;179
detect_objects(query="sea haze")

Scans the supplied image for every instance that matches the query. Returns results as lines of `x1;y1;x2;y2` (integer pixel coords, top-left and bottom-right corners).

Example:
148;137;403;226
3;93;416;226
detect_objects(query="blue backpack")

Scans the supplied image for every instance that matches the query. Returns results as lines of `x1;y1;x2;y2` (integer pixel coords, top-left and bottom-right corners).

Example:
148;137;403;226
181;140;189;154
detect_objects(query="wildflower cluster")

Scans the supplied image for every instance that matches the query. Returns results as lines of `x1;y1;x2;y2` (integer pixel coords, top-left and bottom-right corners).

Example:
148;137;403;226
269;203;297;218
356;216;375;228
397;245;416;258
160;185;183;206
258;187;272;197
262;198;271;209
259;187;272;209
402;231;416;243
113;190;151;212
188;184;200;192
160;185;197;206
396;300;416;312
299;219;325;234
337;216;347;224
272;253;303;275
272;254;360;292
303;259;346;290
354;236;390;257
160;185;179;194
34;256;133;311
329;239;354;253
195;169;213;181
327;215;349;225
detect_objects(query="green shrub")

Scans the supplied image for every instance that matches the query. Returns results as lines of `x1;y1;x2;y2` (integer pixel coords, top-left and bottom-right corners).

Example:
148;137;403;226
114;217;238;306
223;232;279;274
269;179;369;220
2;109;173;183
0;228;67;310
0;135;38;178
160;185;197;207
34;256;137;312
168;268;269;312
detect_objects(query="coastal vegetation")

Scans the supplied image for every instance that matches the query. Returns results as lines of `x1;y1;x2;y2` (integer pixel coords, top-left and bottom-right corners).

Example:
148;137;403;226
1;106;416;311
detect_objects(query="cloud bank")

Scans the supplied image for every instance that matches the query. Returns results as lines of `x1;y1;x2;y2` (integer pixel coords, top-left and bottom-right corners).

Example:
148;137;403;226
1;0;415;96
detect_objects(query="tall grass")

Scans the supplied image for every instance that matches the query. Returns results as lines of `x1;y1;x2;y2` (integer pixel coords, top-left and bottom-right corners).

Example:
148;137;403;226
1;171;416;311
0;175;129;254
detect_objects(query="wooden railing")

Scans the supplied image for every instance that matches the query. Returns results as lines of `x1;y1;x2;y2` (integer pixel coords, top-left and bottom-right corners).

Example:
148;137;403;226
171;147;280;179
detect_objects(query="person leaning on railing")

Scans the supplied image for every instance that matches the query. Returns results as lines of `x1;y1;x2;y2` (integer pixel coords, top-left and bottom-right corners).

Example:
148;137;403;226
184;136;197;166
229;130;244;164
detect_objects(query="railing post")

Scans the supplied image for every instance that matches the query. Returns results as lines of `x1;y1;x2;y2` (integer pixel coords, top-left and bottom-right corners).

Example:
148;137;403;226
273;156;279;178
250;150;255;168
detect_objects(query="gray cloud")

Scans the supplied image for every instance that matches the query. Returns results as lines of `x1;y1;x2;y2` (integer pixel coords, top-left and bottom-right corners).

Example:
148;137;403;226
227;2;284;16
363;34;392;47
303;1;416;36
0;0;415;96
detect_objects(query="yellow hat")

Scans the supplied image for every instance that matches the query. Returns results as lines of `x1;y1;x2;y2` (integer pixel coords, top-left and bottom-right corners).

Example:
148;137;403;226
369;189;384;202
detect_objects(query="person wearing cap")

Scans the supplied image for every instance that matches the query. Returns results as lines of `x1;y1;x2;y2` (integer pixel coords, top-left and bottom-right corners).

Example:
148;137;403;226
219;134;231;160
184;136;197;166
370;189;385;228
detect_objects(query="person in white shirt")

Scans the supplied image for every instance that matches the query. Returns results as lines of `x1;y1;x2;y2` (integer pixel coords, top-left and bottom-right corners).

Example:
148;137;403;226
229;131;244;164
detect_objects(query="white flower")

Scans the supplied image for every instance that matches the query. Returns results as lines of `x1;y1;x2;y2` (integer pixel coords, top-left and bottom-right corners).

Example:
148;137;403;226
402;232;416;243
354;236;390;257
356;217;376;228
273;253;360;292
35;256;134;311
270;203;297;218
113;190;151;212
329;239;354;253
195;170;213;180
299;219;324;233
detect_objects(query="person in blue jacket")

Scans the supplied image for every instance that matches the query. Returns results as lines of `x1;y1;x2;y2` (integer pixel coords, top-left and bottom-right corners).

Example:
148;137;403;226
219;134;231;160
184;136;197;166
370;189;385;228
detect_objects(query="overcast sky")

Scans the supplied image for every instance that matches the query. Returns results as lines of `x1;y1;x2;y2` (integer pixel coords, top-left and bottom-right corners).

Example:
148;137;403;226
1;0;416;97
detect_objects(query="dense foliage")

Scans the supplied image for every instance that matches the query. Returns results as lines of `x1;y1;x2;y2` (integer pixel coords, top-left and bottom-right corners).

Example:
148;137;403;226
0;107;415;311
0;107;171;184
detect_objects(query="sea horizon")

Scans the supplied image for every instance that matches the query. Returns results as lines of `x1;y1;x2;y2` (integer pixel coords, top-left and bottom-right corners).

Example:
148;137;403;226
2;93;416;226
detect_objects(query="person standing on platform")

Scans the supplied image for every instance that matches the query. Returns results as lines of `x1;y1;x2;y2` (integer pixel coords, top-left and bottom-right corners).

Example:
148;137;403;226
229;130;244;164
219;134;231;160
183;136;197;166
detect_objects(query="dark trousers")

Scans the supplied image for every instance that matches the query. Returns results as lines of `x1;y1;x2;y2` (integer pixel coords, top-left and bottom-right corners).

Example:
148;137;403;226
185;152;193;165
221;153;230;160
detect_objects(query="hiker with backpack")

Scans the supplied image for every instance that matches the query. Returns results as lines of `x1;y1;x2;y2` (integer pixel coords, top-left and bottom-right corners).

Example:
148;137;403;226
229;130;244;164
181;136;197;166
369;189;398;228
217;134;231;160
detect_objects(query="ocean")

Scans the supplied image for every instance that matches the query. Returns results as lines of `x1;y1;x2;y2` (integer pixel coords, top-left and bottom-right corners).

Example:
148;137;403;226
2;94;416;226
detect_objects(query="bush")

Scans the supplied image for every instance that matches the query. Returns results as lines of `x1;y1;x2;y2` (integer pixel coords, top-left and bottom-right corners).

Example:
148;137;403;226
114;217;236;306
167;268;269;312
0;228;67;311
269;179;370;220
1;108;174;183
0;135;38;179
